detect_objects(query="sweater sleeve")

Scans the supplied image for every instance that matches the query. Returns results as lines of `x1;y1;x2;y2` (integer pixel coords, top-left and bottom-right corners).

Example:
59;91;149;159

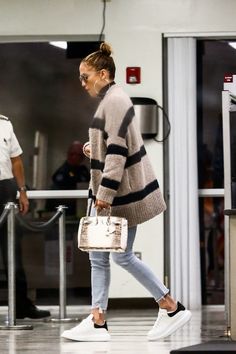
96;95;133;204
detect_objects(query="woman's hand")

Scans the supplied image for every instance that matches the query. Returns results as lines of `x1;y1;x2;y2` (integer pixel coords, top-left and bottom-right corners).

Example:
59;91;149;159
83;142;90;158
95;199;110;212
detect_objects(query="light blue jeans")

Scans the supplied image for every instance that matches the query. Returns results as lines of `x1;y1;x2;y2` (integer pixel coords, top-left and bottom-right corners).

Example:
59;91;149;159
89;226;169;311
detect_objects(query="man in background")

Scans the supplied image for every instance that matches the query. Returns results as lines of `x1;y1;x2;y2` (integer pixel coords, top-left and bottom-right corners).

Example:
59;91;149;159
46;141;90;216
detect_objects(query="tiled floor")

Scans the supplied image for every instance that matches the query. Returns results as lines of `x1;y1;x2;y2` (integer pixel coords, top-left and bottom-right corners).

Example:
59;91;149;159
0;305;230;353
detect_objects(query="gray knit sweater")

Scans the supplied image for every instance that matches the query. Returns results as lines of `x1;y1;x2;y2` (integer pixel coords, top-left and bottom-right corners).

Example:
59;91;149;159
88;84;166;227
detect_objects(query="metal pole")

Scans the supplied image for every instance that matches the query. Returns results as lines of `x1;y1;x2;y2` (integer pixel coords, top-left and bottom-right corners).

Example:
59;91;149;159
59;206;66;319
0;202;32;330
50;205;79;323
222;91;231;335
8;202;16;326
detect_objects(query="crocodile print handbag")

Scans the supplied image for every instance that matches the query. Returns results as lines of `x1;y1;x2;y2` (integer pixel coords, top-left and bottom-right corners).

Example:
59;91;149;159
78;210;128;252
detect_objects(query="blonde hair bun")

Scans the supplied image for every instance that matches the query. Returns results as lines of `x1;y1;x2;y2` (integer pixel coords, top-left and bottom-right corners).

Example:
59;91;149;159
82;41;116;80
100;42;112;57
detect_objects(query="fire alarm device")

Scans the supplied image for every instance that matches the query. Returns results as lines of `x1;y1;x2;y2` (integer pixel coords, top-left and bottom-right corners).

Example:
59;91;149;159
224;73;233;83
126;67;141;84
224;73;236;95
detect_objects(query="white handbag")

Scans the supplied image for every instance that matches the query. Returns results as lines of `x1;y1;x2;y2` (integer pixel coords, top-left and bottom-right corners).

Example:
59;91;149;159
78;208;128;252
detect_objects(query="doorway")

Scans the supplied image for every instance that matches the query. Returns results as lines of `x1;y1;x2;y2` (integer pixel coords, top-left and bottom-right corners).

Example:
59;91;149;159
164;37;236;307
197;39;236;304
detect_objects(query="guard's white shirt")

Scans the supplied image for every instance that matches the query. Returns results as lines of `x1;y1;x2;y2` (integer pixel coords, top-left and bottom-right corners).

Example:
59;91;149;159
0;115;22;181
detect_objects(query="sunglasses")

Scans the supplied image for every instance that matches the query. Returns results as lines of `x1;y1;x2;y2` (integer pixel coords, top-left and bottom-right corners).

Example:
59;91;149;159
79;73;89;83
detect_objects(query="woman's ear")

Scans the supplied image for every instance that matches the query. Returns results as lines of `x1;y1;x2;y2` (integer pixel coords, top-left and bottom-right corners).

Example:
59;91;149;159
100;69;109;81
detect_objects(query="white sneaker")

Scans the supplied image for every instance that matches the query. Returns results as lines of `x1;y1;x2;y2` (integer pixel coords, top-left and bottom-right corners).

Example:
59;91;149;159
147;302;192;341
61;314;111;342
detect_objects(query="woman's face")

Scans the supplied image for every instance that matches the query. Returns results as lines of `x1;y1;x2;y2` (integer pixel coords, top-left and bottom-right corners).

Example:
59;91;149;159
79;62;106;97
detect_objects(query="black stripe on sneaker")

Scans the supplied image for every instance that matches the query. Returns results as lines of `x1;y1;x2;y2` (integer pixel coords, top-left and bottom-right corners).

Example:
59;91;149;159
94;321;108;330
168;302;186;317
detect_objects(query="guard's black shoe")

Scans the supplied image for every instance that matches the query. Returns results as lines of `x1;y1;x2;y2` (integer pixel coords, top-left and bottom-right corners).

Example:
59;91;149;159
16;304;51;319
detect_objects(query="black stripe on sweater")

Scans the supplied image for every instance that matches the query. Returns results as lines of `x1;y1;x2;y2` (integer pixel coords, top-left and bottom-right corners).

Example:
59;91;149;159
125;145;147;168
101;177;120;191
118;106;135;138
90;117;105;131
90;145;146;171
112;180;159;206
91;159;105;171
107;144;128;157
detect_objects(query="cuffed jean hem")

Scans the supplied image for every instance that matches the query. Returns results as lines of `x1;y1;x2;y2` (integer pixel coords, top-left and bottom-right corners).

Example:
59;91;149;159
155;291;170;303
91;306;106;313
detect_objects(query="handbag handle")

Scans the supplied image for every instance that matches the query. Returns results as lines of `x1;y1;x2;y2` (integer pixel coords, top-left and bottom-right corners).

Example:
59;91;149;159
87;199;111;225
95;206;111;226
87;198;93;217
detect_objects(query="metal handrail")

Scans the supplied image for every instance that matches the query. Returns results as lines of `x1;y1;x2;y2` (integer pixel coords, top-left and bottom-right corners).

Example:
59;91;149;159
0;207;10;226
198;188;224;197
17;189;88;199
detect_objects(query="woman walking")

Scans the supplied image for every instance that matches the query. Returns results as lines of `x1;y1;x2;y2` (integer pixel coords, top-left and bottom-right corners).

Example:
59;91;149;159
61;42;191;342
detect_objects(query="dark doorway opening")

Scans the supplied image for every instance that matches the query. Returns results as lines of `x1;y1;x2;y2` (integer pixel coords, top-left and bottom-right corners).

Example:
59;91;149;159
197;39;236;304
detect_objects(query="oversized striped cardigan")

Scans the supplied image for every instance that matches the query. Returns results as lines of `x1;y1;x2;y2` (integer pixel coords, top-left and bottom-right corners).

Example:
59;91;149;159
88;84;166;227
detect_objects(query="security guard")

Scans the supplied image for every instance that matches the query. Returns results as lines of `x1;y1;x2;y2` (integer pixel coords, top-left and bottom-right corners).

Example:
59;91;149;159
0;114;50;319
46;141;90;215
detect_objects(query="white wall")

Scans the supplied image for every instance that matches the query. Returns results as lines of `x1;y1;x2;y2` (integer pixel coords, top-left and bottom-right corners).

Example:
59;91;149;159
1;0;236;297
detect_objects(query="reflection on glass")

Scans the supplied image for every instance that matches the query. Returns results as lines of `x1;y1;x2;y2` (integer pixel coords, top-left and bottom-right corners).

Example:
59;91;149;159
0;42;96;191
45;141;90;218
199;197;224;305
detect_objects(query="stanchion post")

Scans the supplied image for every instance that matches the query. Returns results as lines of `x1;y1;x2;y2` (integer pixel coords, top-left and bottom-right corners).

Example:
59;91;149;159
7;202;16;326
49;205;80;323
0;202;32;330
58;205;66;319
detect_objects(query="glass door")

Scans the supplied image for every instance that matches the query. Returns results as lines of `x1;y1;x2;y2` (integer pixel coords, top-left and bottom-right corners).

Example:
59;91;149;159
197;39;236;304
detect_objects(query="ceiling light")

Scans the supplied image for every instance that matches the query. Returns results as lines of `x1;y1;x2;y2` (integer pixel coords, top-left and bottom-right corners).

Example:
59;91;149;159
229;42;236;50
49;41;67;50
